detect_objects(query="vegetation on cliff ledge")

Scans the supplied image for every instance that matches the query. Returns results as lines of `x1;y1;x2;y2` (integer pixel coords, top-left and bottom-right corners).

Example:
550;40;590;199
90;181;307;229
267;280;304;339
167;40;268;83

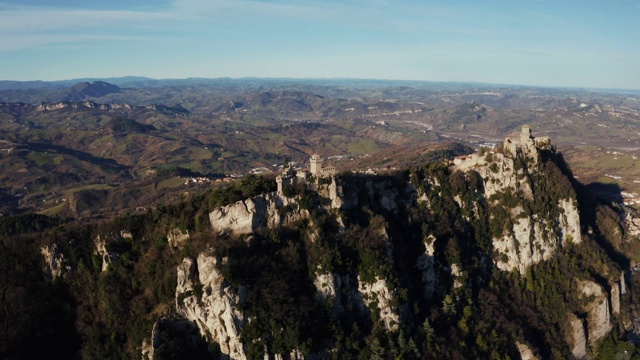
0;149;638;359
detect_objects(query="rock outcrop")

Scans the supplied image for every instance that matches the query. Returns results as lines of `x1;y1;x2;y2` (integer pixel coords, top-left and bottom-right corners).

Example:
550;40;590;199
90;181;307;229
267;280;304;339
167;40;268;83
313;269;343;312
567;312;587;359
452;149;581;274
167;228;190;249
40;244;68;280
93;230;131;272
141;321;160;360
558;198;581;243
176;252;247;360
579;280;612;347
566;280;615;359
516;342;538;360
416;234;437;299
141;318;205;360
358;276;400;331
210;193;308;235
611;282;620;315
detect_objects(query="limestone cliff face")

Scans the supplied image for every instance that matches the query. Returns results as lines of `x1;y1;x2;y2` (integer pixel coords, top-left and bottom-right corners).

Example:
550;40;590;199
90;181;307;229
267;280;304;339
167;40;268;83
192;147;620;357
341;177;407;214
416;235;437;299
209;176;409;236
93;231;131;272
141;318;203;360
611;282;620;315
210;193;309;235
558;198;581;243
167;228;190;249
176;252;247;360
358;276;400;331
452;151;582;274
566;280;617;359
313;269;344;312
567;312;588;359
578;280;613;347
313;270;401;332
40;244;69;280
471;152;523;199
141;320;160;360
516;342;539;360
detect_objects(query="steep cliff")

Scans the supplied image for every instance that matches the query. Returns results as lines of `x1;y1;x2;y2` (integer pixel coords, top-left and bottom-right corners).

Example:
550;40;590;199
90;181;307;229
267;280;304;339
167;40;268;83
579;280;613;347
209;193;309;235
187;144;628;358
40;243;69;280
167;228;190;249
92;230;132;272
451;150;581;273
11;140;632;359
176;252;247;360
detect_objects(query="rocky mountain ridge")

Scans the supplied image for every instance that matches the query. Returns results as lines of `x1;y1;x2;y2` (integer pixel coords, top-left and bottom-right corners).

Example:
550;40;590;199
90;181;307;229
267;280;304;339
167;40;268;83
166;141;629;359
10;140;634;359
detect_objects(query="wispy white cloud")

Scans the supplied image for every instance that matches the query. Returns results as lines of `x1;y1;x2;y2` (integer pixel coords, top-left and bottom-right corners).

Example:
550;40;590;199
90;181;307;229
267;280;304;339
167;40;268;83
0;4;170;32
0;0;344;50
169;0;338;20
0;33;154;51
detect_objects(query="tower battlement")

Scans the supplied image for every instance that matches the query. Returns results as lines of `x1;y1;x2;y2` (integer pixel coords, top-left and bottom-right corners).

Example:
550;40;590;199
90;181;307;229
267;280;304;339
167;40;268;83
503;125;551;157
310;154;336;177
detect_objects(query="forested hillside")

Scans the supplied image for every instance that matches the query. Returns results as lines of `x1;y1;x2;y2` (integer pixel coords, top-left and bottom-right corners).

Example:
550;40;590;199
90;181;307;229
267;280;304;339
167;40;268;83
0;144;638;359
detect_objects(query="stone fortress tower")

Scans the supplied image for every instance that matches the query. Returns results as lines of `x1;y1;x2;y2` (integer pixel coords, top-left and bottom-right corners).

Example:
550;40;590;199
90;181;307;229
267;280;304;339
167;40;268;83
503;125;551;157
276;154;336;196
310;154;336;177
521;125;532;143
452;125;552;171
310;154;322;175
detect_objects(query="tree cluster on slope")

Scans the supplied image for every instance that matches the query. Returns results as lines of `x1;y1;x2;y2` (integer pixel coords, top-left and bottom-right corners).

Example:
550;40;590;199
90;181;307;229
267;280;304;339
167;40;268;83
0;150;636;359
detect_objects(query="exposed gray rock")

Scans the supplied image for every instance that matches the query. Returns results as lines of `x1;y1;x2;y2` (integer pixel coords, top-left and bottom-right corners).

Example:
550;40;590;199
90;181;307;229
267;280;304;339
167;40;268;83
558;198;581;243
141;318;203;360
93;230;132;272
141;320;160;360
567;312;587;359
579;280;612;347
452;150;581;274
516;341;538;360
176;252;247;360
611;282;620;315
313;269;343;312
40;244;69;280
358;276;400;331
209;193;308;235
416;235;437;299
168;228;190;249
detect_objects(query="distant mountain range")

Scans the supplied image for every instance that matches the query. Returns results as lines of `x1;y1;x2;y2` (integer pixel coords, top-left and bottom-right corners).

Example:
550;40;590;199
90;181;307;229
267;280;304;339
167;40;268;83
0;76;151;90
0;77;639;217
1;76;638;94
63;81;121;101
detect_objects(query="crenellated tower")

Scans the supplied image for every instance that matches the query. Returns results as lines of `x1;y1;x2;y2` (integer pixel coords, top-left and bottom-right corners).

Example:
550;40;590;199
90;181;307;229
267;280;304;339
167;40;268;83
310;154;322;175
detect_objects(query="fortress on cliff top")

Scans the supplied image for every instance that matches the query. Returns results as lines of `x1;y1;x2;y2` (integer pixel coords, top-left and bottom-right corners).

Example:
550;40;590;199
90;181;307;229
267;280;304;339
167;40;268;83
452;125;552;170
503;125;551;157
276;154;337;196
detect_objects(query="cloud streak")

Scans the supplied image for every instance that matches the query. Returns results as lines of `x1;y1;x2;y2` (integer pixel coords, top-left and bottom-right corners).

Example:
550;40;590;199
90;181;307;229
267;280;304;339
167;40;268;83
0;5;170;31
0;0;346;50
0;0;637;88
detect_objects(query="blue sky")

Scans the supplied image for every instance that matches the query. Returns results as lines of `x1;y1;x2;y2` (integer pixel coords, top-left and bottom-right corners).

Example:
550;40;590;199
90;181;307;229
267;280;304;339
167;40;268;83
0;0;638;89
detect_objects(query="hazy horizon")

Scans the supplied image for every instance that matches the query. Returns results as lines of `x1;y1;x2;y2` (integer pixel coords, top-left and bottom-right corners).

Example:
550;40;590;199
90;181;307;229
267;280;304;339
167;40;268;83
1;0;638;90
